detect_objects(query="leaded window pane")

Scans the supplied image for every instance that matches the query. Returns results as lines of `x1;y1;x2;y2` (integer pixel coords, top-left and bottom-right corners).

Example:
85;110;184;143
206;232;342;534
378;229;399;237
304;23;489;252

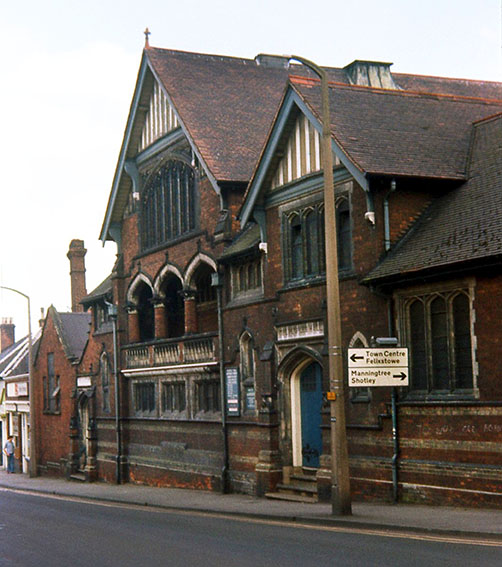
141;161;196;250
283;200;346;284
337;200;352;270
453;294;473;389
197;380;220;413
135;382;156;413
290;215;303;279
403;288;475;397
319;207;326;274
431;297;449;390
255;260;262;287
410;300;428;390
239;266;246;291
305;210;319;276
162;382;186;412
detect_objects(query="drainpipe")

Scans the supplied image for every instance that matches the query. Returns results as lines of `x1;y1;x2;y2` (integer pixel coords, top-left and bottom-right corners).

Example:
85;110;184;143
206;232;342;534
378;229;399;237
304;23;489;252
384;179;396;252
212;273;229;493
106;301;122;485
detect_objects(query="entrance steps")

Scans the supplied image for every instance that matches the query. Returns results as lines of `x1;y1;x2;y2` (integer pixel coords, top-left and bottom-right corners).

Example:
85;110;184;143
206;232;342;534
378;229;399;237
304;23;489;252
265;471;318;503
69;472;86;482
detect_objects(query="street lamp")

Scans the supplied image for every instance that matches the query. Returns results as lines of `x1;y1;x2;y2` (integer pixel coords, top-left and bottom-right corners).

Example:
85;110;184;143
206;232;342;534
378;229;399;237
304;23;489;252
105;301;122;484
262;54;352;515
0;285;37;477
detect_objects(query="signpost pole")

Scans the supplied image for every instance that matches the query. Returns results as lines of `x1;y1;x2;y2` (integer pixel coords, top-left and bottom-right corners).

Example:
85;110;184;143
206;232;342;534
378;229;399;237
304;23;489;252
391;386;399;503
348;340;407;503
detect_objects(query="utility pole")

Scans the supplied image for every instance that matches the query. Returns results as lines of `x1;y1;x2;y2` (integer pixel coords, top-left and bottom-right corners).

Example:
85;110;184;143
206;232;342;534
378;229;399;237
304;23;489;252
285;56;352;515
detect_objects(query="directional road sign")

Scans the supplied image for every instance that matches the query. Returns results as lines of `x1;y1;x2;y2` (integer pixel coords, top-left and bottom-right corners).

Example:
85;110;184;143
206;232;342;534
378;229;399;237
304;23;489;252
348;347;409;387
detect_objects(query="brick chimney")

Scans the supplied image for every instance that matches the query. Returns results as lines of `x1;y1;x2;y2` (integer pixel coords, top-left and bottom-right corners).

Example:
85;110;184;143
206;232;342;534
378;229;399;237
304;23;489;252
67;239;87;313
0;317;15;352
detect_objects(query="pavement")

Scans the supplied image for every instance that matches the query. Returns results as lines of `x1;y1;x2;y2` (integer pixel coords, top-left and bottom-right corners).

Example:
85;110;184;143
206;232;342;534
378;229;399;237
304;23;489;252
1;469;502;541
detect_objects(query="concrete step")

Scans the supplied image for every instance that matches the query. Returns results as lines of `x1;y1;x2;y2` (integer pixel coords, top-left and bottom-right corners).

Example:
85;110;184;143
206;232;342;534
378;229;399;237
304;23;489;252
290;473;317;487
276;482;317;495
69;473;86;482
265;491;318;504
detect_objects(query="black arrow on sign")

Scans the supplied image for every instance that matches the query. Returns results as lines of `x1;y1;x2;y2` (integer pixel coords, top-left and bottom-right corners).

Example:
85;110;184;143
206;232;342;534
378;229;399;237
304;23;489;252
350;353;364;363
393;372;407;380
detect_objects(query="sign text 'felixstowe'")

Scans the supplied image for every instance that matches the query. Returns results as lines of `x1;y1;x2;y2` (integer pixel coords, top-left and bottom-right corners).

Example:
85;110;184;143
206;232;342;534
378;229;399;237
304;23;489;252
347;348;409;387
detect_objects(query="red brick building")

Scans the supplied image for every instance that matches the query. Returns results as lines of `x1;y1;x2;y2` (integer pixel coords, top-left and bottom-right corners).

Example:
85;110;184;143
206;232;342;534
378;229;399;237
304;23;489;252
33;240;92;477
34;306;91;476
90;44;502;507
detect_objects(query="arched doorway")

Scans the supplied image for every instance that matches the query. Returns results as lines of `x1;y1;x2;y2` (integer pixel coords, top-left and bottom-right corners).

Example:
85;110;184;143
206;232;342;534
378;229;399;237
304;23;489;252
291;361;323;469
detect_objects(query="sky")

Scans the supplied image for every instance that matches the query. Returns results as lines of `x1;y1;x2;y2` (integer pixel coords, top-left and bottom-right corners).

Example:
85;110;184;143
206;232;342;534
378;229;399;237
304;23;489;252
0;0;501;338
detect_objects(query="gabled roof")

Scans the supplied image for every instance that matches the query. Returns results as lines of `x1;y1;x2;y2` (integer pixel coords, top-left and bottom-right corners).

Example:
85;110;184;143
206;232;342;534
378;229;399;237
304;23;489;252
219;223;261;262
363;113;502;285
146;48;290;183
0;329;42;378
395;73;502;100
292;77;502;180
100;46;502;243
41;306;91;364
100;47;291;242
240;73;502;227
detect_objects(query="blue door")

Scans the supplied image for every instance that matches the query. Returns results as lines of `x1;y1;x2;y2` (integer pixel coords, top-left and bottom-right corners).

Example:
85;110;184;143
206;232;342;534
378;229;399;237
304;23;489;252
300;362;323;468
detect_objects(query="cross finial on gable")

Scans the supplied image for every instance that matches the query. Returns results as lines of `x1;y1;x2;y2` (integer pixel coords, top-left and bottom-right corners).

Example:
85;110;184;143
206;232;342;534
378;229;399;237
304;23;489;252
144;28;151;49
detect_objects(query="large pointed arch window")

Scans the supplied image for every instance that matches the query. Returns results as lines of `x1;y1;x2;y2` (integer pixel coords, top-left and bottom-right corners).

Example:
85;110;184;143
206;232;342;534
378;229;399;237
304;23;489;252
400;287;475;397
141;160;197;251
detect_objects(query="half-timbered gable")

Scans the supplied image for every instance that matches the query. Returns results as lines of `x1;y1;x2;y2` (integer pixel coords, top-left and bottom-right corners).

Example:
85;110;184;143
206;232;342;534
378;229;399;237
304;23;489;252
229;66;502;505
138;79;179;152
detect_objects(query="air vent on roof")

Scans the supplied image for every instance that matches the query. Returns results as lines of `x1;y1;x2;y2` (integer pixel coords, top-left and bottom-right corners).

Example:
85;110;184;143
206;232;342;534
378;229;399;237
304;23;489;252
344;60;399;89
255;54;290;69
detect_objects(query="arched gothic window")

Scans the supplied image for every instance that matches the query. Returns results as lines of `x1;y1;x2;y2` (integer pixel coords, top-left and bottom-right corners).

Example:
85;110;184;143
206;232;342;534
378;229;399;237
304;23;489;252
404;289;474;395
284;198;351;284
141;160;197;250
101;352;111;413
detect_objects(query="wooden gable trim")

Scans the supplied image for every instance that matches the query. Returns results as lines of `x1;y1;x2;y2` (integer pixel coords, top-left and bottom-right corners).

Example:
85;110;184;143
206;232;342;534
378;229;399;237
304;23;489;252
240;87;369;229
100;53;221;244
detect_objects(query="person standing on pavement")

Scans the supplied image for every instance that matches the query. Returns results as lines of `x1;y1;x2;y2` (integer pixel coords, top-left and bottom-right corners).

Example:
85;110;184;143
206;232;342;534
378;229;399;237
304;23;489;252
4;436;15;473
